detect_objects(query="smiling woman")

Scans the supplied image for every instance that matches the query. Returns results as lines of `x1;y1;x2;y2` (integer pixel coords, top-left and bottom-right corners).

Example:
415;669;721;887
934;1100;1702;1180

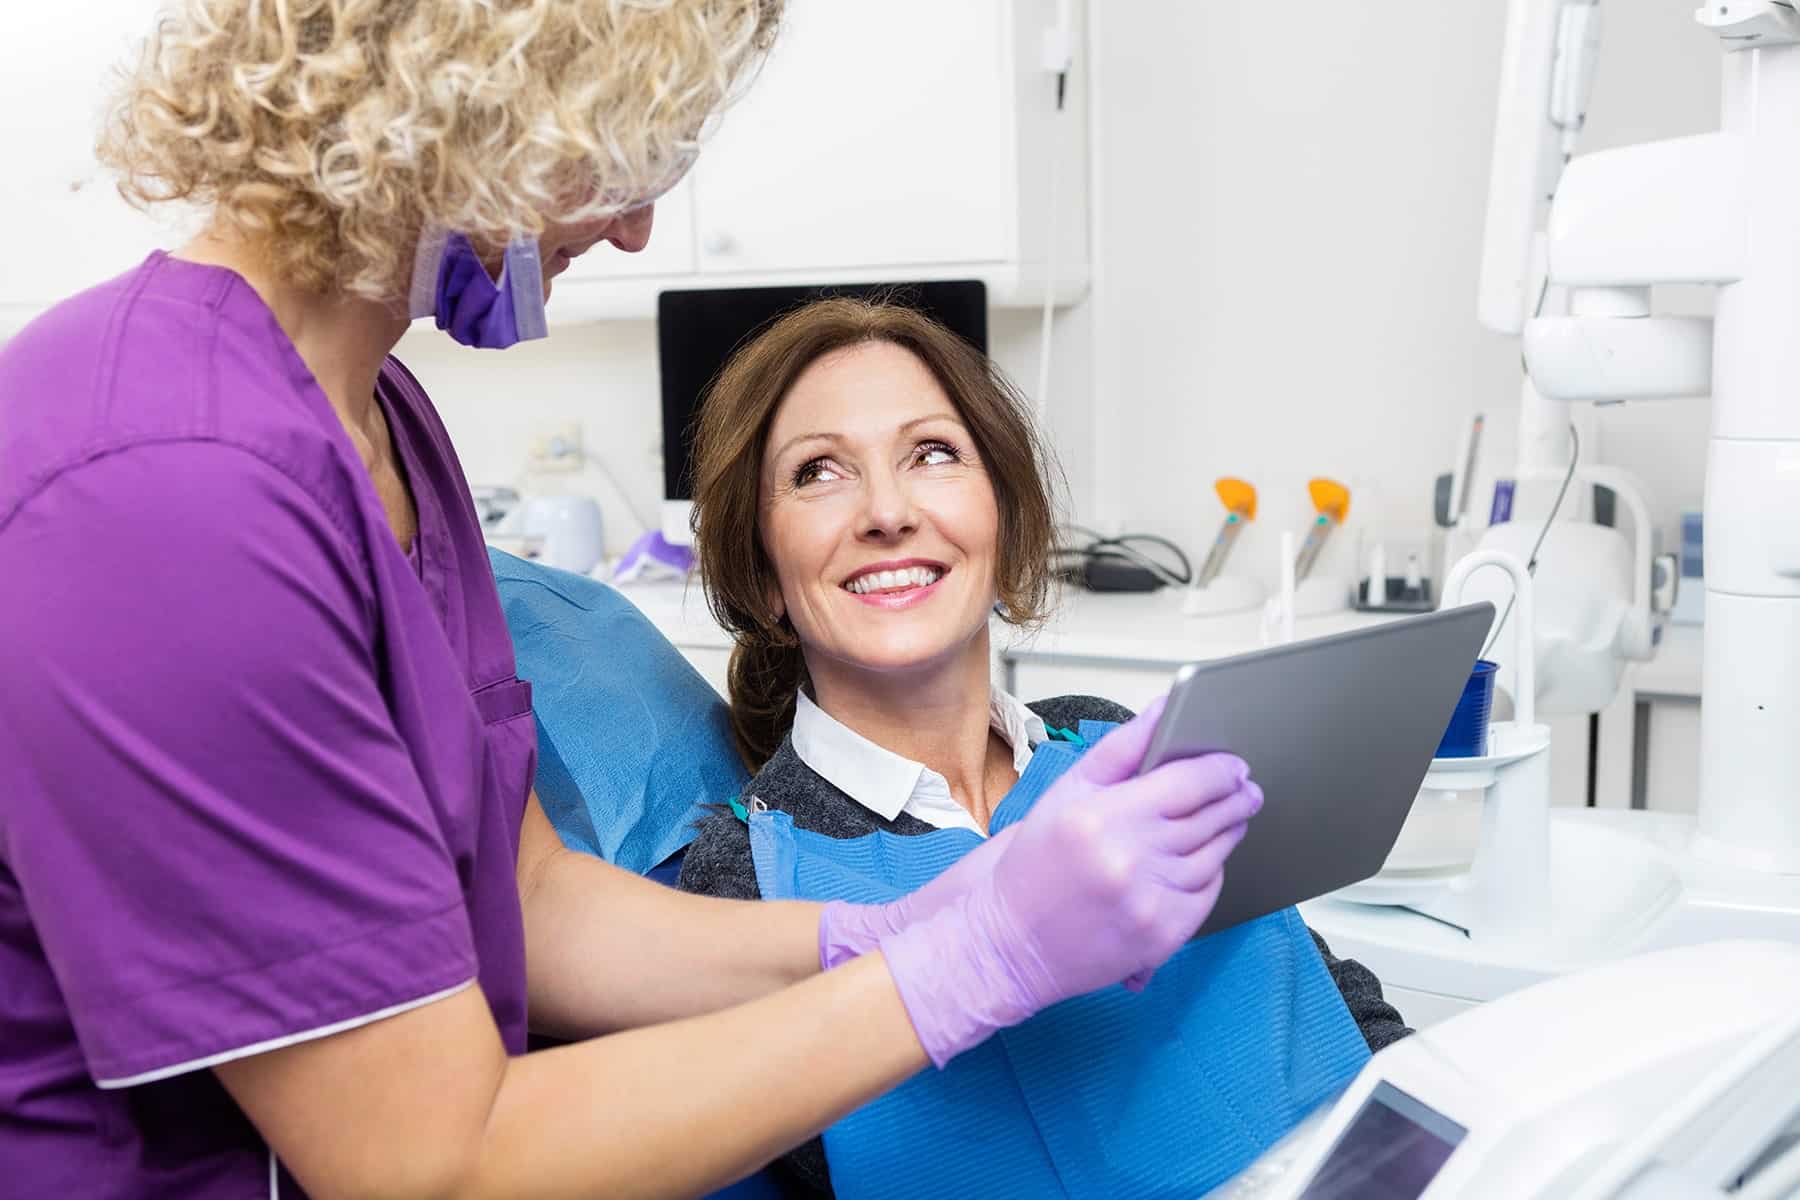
689;297;1059;771
678;298;1413;1200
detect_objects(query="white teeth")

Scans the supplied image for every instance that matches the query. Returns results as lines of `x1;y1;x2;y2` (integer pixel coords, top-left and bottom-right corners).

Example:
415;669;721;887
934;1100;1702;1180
845;566;944;594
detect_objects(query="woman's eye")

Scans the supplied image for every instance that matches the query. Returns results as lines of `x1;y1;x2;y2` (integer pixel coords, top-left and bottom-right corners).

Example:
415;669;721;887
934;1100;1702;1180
915;441;961;467
794;458;842;486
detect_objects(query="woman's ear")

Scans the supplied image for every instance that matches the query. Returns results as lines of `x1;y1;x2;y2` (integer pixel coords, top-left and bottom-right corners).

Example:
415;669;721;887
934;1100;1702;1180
764;576;786;623
764;579;799;646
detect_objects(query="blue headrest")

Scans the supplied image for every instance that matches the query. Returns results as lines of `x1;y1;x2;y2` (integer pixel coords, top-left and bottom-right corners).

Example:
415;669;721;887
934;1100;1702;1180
489;549;747;875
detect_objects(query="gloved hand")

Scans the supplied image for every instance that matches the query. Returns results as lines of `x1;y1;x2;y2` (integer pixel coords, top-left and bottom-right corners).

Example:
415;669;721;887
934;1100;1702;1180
879;695;1263;1067
817;825;1018;970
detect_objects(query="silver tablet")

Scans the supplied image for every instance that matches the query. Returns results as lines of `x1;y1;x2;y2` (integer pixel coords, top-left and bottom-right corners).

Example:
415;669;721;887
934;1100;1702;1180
1138;602;1494;939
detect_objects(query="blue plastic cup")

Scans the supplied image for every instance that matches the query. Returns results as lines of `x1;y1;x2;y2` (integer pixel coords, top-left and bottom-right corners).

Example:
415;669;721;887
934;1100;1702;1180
1436;659;1498;758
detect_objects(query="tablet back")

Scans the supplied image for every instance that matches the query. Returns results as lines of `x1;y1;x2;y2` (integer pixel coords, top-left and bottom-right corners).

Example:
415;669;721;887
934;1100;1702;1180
1139;603;1494;938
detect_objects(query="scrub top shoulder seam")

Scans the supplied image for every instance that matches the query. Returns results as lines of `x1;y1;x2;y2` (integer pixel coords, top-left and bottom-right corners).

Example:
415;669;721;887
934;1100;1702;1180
0;434;373;582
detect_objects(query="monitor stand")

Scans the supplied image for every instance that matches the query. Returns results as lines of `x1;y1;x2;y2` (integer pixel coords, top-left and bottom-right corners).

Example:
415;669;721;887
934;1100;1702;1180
660;499;695;547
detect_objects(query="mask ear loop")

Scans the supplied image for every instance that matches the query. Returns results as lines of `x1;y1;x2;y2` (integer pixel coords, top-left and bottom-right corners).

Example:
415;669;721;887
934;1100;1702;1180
501;236;548;341
407;225;451;320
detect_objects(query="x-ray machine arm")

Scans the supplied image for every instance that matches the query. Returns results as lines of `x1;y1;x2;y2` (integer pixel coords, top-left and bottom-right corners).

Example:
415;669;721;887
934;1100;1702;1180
1478;0;1800;873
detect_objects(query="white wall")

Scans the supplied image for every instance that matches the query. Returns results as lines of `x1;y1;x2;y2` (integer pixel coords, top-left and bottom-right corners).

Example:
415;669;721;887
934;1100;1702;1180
414;1;1721;570
1087;0;1720;584
396;322;665;553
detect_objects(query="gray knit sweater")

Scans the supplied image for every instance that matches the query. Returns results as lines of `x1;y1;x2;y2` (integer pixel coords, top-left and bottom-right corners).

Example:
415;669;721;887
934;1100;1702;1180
677;695;1410;1199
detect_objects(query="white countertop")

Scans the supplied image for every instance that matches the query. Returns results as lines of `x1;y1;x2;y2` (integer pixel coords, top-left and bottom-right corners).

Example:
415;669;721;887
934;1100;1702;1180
613;575;1394;667
608;578;736;650
998;589;1393;666
1005;593;1704;696
607;572;1706;696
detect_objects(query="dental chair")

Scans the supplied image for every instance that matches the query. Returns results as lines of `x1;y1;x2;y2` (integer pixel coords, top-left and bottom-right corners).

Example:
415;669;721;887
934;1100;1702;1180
490;553;793;1199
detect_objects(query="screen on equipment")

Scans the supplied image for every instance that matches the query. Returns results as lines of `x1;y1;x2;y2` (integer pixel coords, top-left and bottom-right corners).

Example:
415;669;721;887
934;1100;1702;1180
655;281;988;544
1297;1082;1467;1200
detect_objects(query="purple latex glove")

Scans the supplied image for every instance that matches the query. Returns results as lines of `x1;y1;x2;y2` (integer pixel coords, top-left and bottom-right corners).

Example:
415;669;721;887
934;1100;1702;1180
880;695;1263;1067
817;824;1019;970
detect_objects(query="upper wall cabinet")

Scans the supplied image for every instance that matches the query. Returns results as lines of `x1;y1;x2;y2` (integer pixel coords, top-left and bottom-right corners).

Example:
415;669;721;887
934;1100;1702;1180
1;1;1086;337
555;0;1090;321
695;2;1016;274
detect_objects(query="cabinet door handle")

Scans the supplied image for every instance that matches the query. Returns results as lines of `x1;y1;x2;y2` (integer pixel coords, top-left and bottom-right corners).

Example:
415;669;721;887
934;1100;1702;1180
702;231;737;255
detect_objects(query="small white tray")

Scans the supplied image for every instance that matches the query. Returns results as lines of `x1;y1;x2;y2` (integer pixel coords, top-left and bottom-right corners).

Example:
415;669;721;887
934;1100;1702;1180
1421;721;1551;791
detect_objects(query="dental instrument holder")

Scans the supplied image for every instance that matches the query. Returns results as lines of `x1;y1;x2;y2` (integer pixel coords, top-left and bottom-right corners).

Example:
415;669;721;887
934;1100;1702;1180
1261;532;1300;645
1182;575;1266;617
1431;550;1551;949
1354;530;1437;613
1342;549;1553;951
1290;575;1351;616
1260;530;1351;640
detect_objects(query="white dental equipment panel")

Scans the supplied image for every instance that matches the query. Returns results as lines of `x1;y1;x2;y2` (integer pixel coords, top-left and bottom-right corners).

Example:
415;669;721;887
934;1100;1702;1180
1224;941;1800;1200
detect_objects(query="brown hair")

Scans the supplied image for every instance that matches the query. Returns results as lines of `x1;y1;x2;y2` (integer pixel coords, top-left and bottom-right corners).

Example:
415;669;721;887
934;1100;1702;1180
691;296;1060;771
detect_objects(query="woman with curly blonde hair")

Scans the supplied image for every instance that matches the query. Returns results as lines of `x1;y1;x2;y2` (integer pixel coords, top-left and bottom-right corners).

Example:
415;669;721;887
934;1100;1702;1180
0;3;1264;1196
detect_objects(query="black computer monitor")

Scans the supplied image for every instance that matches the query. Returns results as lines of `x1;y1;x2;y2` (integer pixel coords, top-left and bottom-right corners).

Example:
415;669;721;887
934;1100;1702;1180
655;281;988;522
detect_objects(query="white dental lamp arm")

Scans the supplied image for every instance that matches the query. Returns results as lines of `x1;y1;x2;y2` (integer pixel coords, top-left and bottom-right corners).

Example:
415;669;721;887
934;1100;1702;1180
1468;2;1669;720
1478;0;1608;495
1477;0;1601;339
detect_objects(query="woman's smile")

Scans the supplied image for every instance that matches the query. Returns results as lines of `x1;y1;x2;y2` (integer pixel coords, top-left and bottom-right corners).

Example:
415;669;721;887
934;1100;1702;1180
841;559;950;608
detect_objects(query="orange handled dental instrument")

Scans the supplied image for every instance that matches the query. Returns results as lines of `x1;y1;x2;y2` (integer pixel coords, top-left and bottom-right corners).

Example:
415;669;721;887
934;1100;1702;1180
1294;478;1351;583
1197;478;1257;588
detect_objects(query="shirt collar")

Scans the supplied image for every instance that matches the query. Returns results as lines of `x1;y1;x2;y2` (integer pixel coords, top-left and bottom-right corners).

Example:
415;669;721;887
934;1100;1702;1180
990;690;1049;774
790;689;1048;833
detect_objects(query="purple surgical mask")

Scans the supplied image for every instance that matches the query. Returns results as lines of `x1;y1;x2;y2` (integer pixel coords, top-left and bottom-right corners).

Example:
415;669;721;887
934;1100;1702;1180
408;230;549;350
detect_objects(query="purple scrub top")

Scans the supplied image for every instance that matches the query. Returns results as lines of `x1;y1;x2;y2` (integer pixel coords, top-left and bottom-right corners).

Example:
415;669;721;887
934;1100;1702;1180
0;252;536;1196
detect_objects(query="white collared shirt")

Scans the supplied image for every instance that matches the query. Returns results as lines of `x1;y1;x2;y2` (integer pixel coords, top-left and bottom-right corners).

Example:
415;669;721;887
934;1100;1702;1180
790;688;1048;838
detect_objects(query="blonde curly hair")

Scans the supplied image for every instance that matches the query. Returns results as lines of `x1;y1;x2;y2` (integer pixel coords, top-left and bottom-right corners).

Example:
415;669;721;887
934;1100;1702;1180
99;0;780;301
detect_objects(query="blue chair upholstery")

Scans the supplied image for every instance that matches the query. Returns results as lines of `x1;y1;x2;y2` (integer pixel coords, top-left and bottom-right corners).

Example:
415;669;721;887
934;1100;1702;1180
489;549;747;874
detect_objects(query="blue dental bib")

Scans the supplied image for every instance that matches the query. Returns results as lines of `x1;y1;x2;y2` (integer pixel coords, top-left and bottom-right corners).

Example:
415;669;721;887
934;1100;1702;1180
749;726;1369;1200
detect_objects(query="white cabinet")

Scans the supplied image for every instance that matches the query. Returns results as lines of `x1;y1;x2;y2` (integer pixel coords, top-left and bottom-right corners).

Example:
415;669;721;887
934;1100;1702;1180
528;0;1090;323
689;1;1014;275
